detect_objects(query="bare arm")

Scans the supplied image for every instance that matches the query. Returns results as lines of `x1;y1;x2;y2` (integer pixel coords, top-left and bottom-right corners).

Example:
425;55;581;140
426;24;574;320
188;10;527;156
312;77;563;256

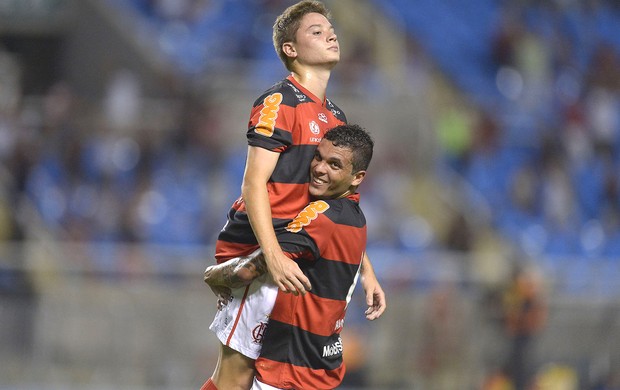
204;250;268;309
360;252;386;320
203;251;268;289
242;146;311;295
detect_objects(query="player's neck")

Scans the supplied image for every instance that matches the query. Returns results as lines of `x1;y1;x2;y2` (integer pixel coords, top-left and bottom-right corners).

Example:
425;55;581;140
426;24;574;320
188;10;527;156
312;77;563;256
291;67;331;102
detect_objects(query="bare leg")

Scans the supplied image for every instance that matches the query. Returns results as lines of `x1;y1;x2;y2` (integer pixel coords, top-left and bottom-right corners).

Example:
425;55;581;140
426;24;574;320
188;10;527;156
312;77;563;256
212;342;256;390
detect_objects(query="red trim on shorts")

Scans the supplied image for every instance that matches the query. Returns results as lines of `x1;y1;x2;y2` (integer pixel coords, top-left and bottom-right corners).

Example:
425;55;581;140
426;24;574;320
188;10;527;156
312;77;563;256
200;378;219;390
226;284;251;346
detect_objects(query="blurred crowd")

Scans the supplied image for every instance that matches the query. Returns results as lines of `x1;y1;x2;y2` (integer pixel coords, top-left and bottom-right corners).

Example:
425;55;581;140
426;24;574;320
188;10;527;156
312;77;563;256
433;0;620;259
1;0;620;263
2;1;620;389
0;68;231;247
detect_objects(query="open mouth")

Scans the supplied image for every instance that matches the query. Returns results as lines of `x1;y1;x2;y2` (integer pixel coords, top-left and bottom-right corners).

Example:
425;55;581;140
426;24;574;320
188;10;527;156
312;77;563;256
311;175;327;185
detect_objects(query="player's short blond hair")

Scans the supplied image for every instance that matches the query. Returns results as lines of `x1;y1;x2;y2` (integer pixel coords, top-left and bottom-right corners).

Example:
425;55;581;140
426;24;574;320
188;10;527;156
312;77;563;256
272;0;332;71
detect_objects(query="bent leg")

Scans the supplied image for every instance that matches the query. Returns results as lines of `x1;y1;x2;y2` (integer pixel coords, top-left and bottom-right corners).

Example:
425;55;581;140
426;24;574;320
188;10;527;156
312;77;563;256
212;343;256;390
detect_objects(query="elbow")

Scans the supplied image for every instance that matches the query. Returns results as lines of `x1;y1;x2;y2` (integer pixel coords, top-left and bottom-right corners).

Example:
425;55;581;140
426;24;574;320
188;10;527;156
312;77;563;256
235;267;256;286
203;266;216;284
240;179;254;200
240;179;247;197
241;175;266;200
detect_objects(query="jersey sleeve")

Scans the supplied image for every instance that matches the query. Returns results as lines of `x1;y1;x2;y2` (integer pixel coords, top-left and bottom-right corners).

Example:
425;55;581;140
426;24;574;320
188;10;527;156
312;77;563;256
247;91;294;153
276;200;336;261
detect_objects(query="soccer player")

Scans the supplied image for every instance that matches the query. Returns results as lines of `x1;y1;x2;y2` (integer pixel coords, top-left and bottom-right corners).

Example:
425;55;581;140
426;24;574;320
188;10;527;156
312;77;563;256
201;1;386;388
203;124;382;390
215;0;382;297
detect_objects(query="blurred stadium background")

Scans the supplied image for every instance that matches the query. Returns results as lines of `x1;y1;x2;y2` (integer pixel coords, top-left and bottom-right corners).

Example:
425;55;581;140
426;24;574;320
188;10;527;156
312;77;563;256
1;0;620;389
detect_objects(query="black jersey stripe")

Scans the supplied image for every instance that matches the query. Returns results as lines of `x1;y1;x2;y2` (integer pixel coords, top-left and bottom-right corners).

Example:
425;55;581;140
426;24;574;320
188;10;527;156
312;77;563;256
322;199;366;228
300;258;360;301
260;319;343;370
270;144;316;184
217;211;293;245
247;126;294;151
253;79;309;108
279;230;361;300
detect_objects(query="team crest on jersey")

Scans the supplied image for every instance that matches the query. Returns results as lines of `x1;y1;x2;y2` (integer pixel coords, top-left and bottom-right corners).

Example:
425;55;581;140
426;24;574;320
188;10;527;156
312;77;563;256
287;201;330;233
252;321;268;344
255;93;282;137
309;120;320;135
318;113;328;123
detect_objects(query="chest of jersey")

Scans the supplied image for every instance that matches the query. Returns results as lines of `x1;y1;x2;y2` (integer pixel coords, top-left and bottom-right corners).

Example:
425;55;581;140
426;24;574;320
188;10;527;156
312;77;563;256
289;102;343;146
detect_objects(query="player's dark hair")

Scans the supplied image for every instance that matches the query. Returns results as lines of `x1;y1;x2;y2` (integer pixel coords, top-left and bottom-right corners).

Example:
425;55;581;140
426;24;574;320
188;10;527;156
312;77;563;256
324;124;374;172
273;1;332;70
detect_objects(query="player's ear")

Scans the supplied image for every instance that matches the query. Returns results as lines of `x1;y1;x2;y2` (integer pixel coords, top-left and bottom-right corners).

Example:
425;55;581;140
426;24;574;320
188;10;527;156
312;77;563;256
351;170;366;187
283;42;297;58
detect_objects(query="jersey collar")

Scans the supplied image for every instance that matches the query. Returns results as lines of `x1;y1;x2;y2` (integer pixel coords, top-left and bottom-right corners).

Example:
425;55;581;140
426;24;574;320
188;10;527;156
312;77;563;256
287;74;326;106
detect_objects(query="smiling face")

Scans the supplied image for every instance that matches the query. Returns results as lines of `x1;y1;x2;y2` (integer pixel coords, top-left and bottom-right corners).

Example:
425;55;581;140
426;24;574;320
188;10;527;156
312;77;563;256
285;12;340;69
309;139;365;200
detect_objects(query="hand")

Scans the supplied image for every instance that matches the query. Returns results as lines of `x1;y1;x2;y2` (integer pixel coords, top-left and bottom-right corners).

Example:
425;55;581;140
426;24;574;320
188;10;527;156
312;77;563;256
362;275;386;321
208;284;232;310
204;264;232;309
265;249;312;295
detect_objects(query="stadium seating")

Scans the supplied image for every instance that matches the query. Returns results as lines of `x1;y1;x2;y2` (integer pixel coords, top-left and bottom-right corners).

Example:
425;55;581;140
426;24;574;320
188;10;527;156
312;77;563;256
84;0;620;294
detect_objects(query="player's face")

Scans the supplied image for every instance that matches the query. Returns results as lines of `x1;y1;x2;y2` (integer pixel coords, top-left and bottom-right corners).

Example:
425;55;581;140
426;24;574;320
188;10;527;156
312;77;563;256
309;140;363;199
291;12;339;68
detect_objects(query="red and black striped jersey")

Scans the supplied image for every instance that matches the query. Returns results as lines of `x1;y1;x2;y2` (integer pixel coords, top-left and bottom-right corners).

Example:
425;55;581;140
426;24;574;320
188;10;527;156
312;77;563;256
215;75;347;263
255;193;367;390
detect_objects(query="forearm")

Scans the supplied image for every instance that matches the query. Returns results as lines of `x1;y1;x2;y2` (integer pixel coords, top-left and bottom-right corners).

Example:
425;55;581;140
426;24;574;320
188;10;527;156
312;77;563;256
242;180;283;265
239;146;310;294
360;251;387;320
204;252;267;289
360;252;377;281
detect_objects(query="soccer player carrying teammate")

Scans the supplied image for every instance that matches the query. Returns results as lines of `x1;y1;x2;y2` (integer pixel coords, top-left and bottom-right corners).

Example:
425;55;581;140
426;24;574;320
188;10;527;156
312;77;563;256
200;1;386;388
203;124;381;390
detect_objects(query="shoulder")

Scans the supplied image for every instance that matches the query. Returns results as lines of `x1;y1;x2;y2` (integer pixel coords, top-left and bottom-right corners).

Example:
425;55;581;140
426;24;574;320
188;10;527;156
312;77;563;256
320;198;366;228
252;79;307;108
325;98;347;123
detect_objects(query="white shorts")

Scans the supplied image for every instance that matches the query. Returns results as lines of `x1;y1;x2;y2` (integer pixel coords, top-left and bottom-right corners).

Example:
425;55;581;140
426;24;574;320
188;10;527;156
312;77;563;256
251;377;283;390
209;274;278;360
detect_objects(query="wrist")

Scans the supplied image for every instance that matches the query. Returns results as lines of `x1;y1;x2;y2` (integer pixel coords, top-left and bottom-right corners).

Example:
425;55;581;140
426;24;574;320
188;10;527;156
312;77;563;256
262;246;282;263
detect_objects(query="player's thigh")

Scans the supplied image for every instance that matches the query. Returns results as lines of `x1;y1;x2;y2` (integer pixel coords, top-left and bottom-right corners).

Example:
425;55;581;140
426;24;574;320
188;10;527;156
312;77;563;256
213;343;256;389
